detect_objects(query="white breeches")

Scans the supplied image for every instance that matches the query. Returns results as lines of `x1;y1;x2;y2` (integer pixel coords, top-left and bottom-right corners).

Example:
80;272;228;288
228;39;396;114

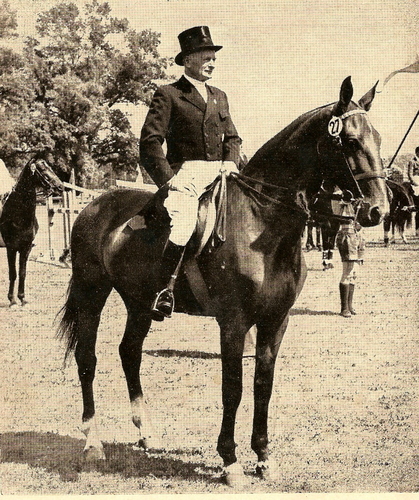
164;161;224;246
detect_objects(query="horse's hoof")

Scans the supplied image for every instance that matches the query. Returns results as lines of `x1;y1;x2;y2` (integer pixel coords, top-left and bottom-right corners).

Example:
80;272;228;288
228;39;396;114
256;460;280;481
9;302;18;308
20;300;28;306
83;444;106;462
135;435;162;451
223;462;249;487
340;310;351;318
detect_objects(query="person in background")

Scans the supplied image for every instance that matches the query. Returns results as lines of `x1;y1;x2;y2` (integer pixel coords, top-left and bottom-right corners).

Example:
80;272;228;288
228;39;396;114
332;190;365;318
407;146;419;236
140;26;241;320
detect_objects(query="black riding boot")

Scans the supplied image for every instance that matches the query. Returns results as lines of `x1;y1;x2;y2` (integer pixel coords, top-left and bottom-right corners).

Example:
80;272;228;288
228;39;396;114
151;241;185;321
348;283;356;315
339;283;351;318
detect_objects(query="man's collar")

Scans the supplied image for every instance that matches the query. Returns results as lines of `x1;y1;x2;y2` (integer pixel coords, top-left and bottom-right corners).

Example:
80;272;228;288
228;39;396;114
183;74;208;88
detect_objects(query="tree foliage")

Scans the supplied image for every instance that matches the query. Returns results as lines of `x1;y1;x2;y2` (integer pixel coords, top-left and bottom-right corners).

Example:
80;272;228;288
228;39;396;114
0;0;17;39
0;0;173;185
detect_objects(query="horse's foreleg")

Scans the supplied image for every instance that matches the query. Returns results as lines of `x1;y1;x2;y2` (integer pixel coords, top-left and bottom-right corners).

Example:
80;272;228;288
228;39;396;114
6;247;17;306
383;216;390;246
217;319;249;485
305;223;314;251
251;314;289;480
119;310;157;449
17;246;32;305
315;225;322;251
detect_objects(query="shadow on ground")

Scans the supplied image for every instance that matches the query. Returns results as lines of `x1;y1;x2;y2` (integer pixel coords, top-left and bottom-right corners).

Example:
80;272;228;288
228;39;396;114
291;307;336;316
144;349;220;359
0;432;220;484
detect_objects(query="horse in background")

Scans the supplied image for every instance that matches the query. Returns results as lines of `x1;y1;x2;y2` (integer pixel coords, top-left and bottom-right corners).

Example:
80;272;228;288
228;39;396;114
58;77;389;485
0;157;63;306
304;218;322;252
306;189;341;270
383;179;415;246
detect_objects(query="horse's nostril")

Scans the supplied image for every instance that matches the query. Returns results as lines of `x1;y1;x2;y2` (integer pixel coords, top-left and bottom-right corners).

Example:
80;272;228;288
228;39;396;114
370;206;382;225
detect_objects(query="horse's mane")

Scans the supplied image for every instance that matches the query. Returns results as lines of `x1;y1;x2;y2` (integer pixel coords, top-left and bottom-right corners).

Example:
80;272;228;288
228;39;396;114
245;102;334;170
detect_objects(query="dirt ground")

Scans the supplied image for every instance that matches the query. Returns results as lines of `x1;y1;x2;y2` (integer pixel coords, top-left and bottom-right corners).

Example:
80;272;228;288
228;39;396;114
0;207;418;495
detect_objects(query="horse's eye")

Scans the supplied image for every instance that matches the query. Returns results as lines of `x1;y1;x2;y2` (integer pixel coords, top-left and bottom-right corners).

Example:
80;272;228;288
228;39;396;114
346;139;358;152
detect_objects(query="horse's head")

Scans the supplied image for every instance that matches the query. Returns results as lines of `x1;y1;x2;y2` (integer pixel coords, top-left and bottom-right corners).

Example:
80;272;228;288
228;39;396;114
318;76;389;227
30;158;63;197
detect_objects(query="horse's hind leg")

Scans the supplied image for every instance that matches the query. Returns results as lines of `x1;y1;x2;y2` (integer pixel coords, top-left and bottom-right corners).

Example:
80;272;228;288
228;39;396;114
251;314;289;480
5;247;17;306
118;307;157;449
17;245;32;305
69;278;112;460
398;222;408;243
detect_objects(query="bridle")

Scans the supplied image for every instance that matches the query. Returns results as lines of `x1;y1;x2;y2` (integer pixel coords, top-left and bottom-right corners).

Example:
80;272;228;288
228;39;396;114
33;160;60;197
324;108;386;199
227;107;385;224
3;159;59;202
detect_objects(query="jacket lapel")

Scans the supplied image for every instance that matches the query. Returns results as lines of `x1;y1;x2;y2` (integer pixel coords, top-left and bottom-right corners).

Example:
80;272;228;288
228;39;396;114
178;76;206;113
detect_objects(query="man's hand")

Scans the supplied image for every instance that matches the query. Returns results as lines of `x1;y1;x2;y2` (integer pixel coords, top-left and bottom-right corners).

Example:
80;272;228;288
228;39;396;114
168;175;198;196
220;161;239;175
341;189;354;202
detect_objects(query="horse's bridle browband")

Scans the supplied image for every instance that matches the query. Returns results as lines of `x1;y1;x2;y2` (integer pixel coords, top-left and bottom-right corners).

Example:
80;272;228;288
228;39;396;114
339;109;367;120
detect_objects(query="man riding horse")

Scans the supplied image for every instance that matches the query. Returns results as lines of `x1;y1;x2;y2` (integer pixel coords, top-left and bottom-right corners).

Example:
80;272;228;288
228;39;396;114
140;26;242;321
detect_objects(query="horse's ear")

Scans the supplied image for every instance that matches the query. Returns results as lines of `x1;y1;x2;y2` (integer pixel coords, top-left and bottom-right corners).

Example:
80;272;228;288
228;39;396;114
336;76;353;115
358;80;379;111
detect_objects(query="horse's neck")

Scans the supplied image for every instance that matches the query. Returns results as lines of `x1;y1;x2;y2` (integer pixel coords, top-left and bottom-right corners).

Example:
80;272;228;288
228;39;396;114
6;180;37;220
244;106;330;189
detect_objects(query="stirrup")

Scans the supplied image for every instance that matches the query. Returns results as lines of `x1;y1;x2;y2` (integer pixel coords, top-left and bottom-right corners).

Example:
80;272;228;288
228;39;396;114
151;288;174;319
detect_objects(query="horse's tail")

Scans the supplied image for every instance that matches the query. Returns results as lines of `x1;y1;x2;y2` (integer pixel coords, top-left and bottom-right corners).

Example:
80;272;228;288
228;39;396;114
56;276;80;362
56;268;112;362
393;209;413;233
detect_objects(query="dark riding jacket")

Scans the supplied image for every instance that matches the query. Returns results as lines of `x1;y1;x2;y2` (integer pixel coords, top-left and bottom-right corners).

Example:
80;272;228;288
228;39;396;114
408;156;419;186
140;76;241;187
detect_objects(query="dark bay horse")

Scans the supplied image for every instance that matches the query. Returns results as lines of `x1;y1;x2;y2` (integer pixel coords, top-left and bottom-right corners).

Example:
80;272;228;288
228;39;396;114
0;157;63;306
58;77;389;485
383;180;415;245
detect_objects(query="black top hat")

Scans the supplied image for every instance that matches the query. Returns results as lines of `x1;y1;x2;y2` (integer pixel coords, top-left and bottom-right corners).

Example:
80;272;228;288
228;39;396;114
175;26;222;66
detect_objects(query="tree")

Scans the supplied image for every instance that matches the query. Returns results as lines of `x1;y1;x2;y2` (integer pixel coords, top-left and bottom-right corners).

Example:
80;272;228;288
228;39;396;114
0;1;173;185
0;0;17;39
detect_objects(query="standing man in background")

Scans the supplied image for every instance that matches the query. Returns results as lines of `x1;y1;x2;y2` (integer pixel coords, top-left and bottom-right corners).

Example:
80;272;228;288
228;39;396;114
407;146;419;236
140;26;241;321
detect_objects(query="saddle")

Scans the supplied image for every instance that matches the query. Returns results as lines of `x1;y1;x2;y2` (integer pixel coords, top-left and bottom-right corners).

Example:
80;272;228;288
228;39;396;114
136;175;228;314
